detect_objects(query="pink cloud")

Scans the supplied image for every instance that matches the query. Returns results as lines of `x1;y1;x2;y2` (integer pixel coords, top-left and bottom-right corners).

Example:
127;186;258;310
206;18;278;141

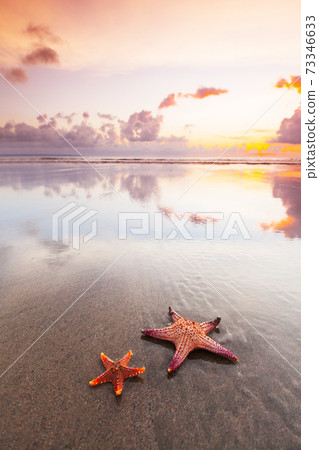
64;113;76;125
158;93;177;109
183;87;228;99
83;112;89;120
158;86;228;109
39;117;57;128
22;47;60;65
97;112;115;120
65;123;103;146
100;123;120;143
0;121;106;147
1;67;27;84
36;114;48;124
270;107;301;144
55;112;76;125
120;110;163;141
25;23;62;43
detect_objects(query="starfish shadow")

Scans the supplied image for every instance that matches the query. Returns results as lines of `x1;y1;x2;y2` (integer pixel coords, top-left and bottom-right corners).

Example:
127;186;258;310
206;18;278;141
115;394;123;406
188;349;235;365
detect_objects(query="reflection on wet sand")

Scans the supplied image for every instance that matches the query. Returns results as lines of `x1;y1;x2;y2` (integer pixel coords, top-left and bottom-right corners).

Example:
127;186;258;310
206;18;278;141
261;171;301;238
0;163;301;241
0;163;187;202
121;174;159;202
157;205;218;225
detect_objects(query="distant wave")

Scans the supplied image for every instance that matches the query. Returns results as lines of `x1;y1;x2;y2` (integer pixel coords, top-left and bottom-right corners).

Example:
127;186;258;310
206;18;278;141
0;156;301;165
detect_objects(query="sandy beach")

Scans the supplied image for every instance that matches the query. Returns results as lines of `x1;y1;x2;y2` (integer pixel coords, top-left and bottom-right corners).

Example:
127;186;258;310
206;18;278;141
0;163;300;448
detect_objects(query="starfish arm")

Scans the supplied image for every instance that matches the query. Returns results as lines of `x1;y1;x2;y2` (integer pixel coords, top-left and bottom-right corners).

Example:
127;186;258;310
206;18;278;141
168;338;194;372
119;350;132;366
89;369;112;386
200;317;221;333
110;372;124;396
168;306;183;323
141;325;175;342
197;335;238;361
100;353;114;369
122;366;145;379
112;367;145;395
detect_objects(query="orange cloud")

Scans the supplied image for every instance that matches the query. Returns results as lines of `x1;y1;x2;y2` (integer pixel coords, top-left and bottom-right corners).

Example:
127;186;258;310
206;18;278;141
1;67;27;83
275;75;301;94
158;93;177;109
158;86;228;109
182;87;228;99
22;46;59;65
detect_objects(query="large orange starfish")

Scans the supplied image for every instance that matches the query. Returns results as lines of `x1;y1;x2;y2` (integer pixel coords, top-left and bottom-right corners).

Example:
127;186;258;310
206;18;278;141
89;351;145;395
142;307;238;372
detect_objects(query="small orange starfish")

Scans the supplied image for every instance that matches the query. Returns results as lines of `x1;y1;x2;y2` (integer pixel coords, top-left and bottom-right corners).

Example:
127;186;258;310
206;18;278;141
142;307;238;372
89;351;145;395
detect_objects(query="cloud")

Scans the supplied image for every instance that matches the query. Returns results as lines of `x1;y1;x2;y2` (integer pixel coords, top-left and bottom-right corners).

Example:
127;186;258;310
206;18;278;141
119;110;163;141
0;115;123;150
183;86;228;99
0;121;53;143
275;75;301;94
35;114;58;129
100;123;120;144
0;121;94;147
97;112;115;120
22;47;60;65
158;93;177;109
64;113;76;124
36;114;48;124
270;107;301;144
64;122;103;146
1;111;162;148
1;67;27;84
158;86;228;109
25;23;62;43
55;112;76;125
39;117;57;128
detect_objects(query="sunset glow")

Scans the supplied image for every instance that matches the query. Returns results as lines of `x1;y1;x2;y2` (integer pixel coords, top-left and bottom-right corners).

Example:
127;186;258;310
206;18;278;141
0;0;301;158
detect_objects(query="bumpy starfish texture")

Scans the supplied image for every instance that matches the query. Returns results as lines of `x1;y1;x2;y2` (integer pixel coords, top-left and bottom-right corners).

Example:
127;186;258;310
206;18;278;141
89;351;145;395
142;307;238;372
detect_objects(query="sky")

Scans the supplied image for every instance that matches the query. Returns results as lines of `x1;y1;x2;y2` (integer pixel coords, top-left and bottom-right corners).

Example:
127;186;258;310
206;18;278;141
0;0;301;158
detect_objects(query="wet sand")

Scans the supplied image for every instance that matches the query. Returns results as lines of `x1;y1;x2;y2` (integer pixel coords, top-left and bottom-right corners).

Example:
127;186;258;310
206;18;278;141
0;163;300;449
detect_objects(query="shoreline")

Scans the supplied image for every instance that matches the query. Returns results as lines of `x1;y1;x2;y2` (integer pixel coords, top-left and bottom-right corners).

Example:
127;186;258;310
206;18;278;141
0;157;301;165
